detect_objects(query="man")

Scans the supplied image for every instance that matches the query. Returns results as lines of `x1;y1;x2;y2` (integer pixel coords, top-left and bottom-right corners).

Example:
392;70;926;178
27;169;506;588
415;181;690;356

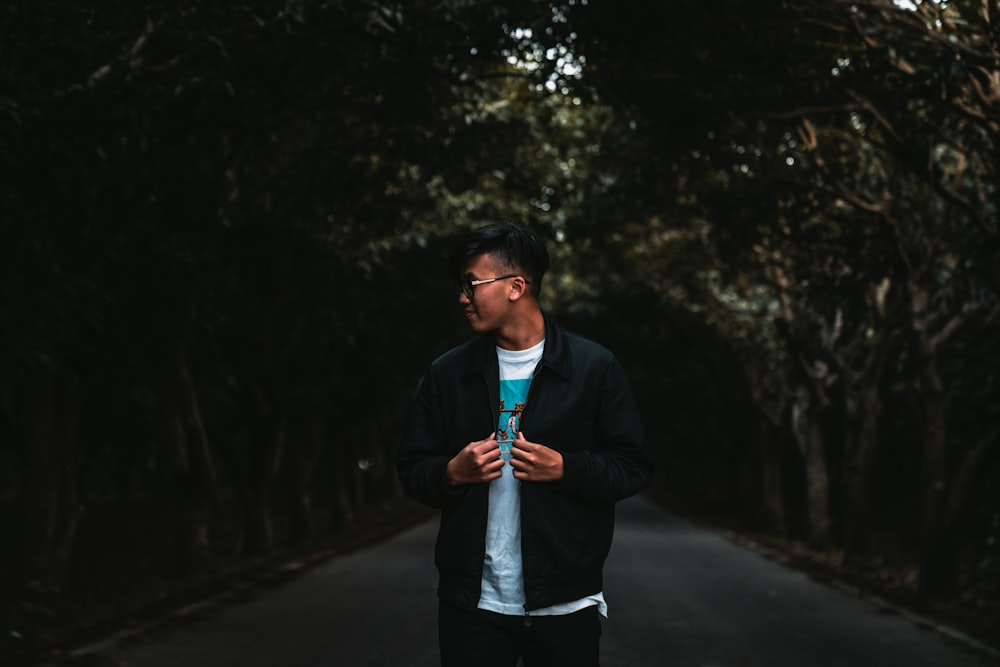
396;223;652;666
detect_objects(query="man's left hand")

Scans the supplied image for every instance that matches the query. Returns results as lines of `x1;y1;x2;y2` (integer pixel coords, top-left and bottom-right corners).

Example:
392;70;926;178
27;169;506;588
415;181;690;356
510;432;564;482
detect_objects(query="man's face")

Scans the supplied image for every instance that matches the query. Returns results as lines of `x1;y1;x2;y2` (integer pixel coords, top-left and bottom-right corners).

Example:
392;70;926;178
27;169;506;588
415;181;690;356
459;253;514;334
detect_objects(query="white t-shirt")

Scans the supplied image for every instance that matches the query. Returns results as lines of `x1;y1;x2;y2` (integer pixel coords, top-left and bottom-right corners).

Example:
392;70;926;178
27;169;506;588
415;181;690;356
477;340;607;618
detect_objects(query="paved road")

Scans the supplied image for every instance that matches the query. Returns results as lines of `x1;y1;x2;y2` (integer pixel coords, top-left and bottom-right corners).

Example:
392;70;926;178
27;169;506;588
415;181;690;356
100;496;998;667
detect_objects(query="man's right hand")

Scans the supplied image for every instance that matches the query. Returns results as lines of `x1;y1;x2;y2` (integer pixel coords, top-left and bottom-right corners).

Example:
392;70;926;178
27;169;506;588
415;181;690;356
446;433;503;487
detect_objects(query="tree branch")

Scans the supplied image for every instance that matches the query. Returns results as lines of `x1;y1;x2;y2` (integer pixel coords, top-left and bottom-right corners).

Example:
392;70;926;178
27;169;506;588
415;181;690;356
846;89;904;143
764;104;863;121
928;304;980;351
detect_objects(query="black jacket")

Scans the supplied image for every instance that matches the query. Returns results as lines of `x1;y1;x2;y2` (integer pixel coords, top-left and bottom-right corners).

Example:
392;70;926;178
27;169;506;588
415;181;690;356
396;312;652;612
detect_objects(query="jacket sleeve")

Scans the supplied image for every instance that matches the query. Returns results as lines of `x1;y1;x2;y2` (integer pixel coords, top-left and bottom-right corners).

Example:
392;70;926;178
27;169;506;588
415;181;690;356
396;367;467;509
555;355;653;504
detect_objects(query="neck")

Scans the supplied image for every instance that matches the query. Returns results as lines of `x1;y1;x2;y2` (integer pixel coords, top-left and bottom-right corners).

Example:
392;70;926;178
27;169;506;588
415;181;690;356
493;309;545;351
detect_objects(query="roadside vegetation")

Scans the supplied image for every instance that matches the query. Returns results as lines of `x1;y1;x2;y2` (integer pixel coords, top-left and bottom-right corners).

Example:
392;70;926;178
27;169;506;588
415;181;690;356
2;1;997;663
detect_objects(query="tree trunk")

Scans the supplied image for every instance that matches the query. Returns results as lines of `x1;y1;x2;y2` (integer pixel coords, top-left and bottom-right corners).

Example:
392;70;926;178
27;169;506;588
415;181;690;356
363;417;393;503
842;383;881;562
917;377;958;597
163;344;220;574
241;415;285;556
286;413;326;546
350;423;367;513
803;416;832;547
792;389;832;546
21;368;84;591
948;429;1000;535
840;288;897;565
907;280;960;599
331;420;358;531
759;417;787;535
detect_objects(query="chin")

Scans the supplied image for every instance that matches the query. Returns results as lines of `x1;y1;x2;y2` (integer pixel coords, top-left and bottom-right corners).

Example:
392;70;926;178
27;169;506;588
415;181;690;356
467;318;492;334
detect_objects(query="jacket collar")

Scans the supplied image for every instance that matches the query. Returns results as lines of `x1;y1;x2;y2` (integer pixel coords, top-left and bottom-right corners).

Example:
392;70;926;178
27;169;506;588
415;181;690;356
468;310;571;380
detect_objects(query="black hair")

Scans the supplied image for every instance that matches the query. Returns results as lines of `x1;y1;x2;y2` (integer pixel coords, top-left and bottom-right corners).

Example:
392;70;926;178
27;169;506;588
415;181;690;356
447;223;550;298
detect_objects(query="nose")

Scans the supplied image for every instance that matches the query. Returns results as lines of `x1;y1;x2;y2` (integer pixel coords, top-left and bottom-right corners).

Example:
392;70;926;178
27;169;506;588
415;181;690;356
458;291;472;305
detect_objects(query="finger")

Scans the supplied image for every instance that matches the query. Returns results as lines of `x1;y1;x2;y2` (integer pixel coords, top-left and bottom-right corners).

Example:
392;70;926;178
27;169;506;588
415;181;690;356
476;438;501;453
509;455;531;471
510;444;533;461
512;432;535;449
481;464;505;482
482;456;505;471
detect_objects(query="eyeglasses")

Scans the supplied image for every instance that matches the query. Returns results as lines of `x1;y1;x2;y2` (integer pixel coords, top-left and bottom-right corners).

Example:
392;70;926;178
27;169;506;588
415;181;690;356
458;275;529;299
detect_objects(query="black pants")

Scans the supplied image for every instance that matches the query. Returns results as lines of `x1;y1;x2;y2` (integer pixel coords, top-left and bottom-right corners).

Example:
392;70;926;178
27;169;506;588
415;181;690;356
438;600;602;667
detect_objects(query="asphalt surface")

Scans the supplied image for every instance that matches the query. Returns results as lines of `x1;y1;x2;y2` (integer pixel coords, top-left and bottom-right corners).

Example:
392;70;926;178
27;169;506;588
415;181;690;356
98;496;999;667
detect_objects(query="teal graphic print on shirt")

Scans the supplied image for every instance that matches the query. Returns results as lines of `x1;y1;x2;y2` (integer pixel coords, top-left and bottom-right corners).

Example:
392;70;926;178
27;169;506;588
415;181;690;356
497;378;531;462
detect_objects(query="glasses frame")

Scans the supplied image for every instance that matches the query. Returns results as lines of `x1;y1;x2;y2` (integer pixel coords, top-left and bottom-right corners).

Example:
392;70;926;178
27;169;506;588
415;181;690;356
459;274;530;300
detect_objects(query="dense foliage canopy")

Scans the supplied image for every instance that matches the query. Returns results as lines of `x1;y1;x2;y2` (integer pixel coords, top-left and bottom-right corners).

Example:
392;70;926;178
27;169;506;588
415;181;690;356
2;0;998;657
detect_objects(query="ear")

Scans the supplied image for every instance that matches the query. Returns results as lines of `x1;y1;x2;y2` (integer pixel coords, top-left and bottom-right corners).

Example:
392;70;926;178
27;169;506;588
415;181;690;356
508;277;529;302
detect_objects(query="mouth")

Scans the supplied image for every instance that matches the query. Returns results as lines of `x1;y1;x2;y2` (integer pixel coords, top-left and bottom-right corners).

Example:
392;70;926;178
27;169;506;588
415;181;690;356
464;309;477;319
